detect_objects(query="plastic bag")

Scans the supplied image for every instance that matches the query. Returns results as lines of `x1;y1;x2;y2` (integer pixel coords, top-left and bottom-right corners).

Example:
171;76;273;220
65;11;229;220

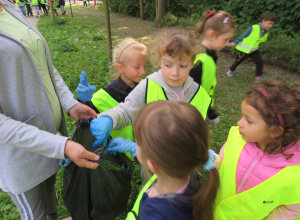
63;119;134;220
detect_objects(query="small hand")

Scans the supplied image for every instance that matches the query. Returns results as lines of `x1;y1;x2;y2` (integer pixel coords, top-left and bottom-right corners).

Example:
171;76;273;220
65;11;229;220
228;42;236;47
90;116;113;148
68;103;97;122
105;137;137;156
203;149;216;171
76;71;96;101
64;140;99;169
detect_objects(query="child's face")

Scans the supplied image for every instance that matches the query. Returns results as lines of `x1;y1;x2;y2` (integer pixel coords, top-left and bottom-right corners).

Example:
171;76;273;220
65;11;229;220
261;20;274;31
210;30;235;51
159;54;194;87
237;100;271;150
119;50;147;87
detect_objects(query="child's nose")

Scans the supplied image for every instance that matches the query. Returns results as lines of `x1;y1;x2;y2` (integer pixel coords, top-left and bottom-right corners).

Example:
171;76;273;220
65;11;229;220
140;66;146;74
237;119;243;127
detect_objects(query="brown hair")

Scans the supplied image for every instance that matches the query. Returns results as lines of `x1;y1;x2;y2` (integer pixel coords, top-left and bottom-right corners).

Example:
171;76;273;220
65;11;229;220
134;100;219;220
244;80;300;155
195;10;236;37
153;28;199;65
111;37;147;78
262;12;277;22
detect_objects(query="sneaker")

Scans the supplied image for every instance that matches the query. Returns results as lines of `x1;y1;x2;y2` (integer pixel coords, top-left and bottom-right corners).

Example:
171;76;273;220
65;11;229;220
207;107;220;127
227;70;234;76
255;75;265;83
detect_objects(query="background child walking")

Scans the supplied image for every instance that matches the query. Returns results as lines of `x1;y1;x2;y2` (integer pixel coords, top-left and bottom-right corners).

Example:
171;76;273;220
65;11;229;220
227;12;277;83
190;9;236;126
90;28;211;149
76;37;147;159
124;101;219;220
213;80;300;219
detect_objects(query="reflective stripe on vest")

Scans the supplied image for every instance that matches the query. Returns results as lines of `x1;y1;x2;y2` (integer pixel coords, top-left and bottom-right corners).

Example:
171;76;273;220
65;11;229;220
126;174;157;220
215;126;300;220
91;89;135;160
145;78;211;120
194;53;217;106
236;24;269;54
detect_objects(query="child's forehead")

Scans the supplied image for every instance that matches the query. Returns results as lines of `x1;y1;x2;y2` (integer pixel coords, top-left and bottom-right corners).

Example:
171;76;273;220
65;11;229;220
161;53;193;62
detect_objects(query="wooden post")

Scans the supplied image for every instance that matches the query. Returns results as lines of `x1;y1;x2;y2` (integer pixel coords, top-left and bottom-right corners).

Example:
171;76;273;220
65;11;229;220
49;0;56;24
139;0;144;20
103;0;112;60
68;0;73;17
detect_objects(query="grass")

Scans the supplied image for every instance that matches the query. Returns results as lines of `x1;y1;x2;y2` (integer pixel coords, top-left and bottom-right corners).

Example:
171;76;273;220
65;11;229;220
1;4;299;220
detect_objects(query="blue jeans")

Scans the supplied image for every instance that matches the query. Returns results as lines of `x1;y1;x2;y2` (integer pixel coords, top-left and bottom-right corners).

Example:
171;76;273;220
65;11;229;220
19;5;26;16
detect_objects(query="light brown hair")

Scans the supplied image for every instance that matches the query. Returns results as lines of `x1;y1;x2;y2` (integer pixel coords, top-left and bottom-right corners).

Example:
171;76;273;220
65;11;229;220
195;10;236;37
134;100;219;220
244;80;300;155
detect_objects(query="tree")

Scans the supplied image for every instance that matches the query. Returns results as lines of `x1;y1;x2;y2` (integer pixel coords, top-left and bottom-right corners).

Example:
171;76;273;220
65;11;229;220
155;0;166;27
139;0;144;20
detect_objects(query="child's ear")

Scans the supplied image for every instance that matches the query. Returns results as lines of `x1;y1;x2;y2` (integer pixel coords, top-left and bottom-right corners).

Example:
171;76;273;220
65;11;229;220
115;63;123;74
268;125;284;138
147;159;159;174
207;30;216;40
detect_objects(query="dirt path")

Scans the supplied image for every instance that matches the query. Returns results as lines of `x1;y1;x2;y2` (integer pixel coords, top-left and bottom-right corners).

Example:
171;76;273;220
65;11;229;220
26;16;39;28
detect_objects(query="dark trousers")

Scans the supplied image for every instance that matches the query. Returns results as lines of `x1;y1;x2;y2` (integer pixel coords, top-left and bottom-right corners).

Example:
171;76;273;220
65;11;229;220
40;3;48;15
25;4;33;16
230;50;263;76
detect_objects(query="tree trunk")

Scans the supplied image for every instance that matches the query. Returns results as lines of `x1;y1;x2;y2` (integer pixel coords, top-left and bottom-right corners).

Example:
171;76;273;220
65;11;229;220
155;0;166;27
103;0;112;60
139;0;144;20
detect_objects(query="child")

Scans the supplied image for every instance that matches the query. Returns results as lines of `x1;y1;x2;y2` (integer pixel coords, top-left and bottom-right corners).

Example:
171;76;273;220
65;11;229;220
76;37;147;159
213;80;300;219
90;28;212;149
190;10;236;126
108;100;219;219
226;12;277;83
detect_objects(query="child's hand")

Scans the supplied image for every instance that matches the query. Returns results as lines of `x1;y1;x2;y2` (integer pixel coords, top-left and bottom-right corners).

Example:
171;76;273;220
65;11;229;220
90;116;113;148
203;149;216;171
105;137;137;156
228;42;236;47
76;71;96;101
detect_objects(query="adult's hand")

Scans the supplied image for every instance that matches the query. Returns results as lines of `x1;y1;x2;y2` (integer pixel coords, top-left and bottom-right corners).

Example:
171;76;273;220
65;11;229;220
64;140;99;169
68;103;97;122
76;71;96;101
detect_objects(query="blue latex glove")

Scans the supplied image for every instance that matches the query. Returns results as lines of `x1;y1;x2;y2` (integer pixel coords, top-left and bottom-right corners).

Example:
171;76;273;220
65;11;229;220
59;158;71;168
203;149;216;171
90;116;113;148
105;137;137;157
76;71;96;101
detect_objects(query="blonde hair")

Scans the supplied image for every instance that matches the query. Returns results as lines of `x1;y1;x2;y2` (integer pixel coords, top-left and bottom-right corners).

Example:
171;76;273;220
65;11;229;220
195;10;236;38
111;37;147;78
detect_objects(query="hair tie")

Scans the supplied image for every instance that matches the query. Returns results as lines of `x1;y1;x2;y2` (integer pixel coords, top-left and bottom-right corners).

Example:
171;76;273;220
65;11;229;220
223;16;230;23
118;43;138;62
207;11;214;18
256;88;285;127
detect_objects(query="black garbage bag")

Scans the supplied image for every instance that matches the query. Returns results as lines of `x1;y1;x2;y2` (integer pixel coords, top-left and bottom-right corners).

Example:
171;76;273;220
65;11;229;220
63;119;134;220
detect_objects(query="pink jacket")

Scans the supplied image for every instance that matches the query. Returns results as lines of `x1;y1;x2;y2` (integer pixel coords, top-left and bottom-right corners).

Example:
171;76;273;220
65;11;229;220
218;140;300;219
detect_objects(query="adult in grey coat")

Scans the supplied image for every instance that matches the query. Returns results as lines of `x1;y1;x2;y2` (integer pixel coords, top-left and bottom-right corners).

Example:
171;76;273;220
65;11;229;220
0;0;99;219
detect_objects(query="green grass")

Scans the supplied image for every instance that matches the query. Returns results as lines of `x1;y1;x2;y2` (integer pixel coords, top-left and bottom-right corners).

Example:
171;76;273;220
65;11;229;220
1;4;299;220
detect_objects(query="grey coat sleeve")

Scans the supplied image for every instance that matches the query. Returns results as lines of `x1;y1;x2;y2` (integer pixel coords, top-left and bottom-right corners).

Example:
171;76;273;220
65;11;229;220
99;78;148;130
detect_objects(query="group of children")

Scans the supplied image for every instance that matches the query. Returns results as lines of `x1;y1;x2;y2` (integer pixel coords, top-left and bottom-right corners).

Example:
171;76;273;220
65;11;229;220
16;0;48;17
76;9;300;220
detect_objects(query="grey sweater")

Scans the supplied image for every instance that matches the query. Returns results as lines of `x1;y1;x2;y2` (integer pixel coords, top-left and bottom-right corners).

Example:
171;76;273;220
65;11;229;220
0;0;78;194
99;70;203;130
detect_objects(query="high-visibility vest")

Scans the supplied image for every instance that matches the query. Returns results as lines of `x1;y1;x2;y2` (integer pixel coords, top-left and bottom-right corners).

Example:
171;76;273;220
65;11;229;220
194;53;217;106
146;78;211;120
17;0;26;6
40;0;45;4
215;126;300;220
236;24;268;54
31;0;38;5
91;89;134;160
126;174;157;220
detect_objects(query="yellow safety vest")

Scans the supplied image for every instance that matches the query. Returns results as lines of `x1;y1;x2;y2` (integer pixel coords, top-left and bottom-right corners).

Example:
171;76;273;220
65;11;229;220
194;53;217;106
215;126;300;220
236;24;269;54
126;174;157;220
91;89;135;160
146;78;211;120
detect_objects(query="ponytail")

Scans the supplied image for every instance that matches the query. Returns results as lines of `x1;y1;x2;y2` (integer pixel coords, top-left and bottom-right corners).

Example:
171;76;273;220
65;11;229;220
192;168;220;220
195;10;213;35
